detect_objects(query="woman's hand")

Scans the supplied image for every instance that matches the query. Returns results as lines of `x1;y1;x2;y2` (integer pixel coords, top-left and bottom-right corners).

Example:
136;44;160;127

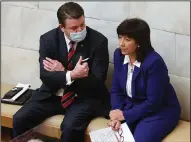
108;119;121;131
109;109;125;121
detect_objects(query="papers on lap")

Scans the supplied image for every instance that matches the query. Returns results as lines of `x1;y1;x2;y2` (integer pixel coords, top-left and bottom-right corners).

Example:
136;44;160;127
89;123;135;142
90;127;117;142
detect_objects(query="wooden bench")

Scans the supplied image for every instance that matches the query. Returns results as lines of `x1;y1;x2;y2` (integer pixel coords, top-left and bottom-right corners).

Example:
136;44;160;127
1;83;190;141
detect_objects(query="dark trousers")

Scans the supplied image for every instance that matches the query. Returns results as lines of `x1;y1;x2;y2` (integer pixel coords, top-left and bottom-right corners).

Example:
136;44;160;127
12;95;110;142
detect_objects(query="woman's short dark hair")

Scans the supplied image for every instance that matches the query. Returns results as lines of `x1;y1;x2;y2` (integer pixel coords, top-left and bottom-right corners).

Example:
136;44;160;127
117;18;154;62
57;2;84;26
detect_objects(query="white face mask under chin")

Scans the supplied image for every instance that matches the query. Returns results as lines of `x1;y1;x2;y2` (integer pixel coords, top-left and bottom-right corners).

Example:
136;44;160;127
69;27;87;42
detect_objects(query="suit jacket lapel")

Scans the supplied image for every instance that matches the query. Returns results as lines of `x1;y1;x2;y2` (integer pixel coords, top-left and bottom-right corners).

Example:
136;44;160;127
132;66;141;97
121;63;128;95
71;31;90;69
58;27;68;68
75;39;89;59
132;66;140;81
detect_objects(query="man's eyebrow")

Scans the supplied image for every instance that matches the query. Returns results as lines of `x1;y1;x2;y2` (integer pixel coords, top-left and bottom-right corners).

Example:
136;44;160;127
70;26;78;29
80;21;85;26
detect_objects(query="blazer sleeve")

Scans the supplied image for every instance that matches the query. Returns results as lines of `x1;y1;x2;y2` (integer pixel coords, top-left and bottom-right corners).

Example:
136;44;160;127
123;59;169;124
74;37;109;90
39;35;67;91
110;49;126;110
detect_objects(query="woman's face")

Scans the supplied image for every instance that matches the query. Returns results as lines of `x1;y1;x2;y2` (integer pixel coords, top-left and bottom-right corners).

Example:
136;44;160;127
118;35;137;55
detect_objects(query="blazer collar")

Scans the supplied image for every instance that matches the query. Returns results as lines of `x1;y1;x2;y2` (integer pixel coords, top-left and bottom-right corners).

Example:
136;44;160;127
64;33;71;47
58;27;68;67
123;55;141;68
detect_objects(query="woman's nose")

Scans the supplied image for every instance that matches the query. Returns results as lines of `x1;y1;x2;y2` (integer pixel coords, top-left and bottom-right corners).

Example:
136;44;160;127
119;38;125;47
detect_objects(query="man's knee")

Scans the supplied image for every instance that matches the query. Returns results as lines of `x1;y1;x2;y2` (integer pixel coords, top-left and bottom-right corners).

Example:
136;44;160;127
60;119;86;142
13;111;26;129
12;110;30;138
60;119;82;133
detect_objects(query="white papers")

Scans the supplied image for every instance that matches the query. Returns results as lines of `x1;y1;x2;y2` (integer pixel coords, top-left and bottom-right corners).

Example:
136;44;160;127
2;83;31;102
89;123;135;142
120;123;135;142
90;127;117;142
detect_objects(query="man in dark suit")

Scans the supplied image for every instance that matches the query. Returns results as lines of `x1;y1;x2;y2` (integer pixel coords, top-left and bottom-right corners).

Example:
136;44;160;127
12;2;111;142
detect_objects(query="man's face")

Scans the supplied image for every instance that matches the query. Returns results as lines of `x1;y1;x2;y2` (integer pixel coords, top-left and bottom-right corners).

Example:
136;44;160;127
60;16;86;38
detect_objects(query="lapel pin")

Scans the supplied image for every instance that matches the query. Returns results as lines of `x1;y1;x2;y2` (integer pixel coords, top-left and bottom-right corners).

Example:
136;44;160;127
81;44;83;47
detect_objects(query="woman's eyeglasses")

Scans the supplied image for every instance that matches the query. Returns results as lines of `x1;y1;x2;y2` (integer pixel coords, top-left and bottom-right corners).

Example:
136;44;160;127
107;123;124;142
117;128;124;142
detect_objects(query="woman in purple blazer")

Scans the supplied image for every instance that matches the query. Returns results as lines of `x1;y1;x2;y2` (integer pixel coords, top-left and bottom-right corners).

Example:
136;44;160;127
108;18;181;142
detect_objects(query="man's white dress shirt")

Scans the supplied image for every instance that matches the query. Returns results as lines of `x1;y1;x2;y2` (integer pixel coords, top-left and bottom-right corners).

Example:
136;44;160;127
56;34;77;96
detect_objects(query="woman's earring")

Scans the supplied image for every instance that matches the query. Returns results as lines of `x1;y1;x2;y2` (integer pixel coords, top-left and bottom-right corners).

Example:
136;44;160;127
137;45;140;48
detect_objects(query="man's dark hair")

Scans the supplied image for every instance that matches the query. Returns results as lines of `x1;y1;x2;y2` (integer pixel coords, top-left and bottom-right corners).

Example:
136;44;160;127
57;2;84;26
117;18;154;62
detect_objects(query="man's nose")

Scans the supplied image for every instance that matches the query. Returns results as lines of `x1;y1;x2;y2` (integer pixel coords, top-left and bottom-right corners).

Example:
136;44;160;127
77;27;83;32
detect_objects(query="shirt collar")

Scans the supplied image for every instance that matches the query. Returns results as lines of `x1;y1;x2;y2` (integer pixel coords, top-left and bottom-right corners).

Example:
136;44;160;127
123;55;141;68
64;33;71;46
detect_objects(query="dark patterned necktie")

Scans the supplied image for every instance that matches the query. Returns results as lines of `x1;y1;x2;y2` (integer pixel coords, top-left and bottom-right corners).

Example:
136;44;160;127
61;41;76;108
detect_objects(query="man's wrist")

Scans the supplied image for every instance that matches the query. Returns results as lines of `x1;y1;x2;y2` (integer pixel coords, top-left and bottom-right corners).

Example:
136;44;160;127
66;71;75;86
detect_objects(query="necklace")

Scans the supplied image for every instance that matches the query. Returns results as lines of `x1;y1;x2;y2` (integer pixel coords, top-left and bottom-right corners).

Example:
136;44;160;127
130;63;134;73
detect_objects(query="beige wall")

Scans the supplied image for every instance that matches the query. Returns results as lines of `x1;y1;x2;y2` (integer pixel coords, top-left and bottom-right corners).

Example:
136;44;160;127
1;1;190;121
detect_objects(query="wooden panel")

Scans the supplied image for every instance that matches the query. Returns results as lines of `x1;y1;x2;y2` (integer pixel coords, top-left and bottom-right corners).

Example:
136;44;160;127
1;84;15;128
1;115;13;128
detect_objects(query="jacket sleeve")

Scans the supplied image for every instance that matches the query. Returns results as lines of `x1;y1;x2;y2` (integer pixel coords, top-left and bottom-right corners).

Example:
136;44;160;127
39;35;67;91
123;59;169;124
110;49;126;110
73;37;109;90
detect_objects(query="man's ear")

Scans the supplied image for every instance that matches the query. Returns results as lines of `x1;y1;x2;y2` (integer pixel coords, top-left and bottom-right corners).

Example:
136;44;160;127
59;24;63;28
59;24;65;33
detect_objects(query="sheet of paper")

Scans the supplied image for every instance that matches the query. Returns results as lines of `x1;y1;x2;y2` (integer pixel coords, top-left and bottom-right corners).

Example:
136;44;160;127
89;123;135;142
89;127;118;142
120;123;135;142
